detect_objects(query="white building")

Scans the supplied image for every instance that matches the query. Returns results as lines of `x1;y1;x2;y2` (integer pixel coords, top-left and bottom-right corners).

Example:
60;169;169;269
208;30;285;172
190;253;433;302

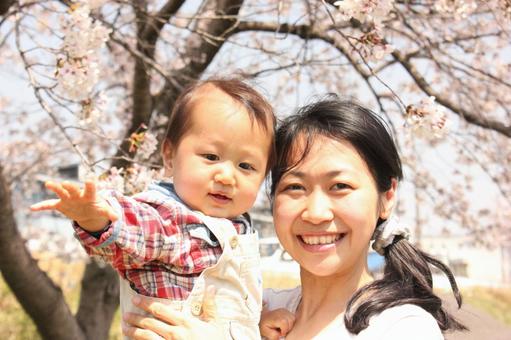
421;234;511;286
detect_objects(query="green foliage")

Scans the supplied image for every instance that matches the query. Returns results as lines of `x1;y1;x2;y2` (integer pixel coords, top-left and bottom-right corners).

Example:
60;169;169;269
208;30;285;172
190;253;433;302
0;274;41;340
463;286;511;326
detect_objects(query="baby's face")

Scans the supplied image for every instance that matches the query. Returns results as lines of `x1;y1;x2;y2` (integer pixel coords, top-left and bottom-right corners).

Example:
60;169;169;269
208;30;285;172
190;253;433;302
164;88;271;219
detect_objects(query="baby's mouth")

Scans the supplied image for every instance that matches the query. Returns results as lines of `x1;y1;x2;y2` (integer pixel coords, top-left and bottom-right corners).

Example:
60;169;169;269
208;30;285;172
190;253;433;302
209;193;232;202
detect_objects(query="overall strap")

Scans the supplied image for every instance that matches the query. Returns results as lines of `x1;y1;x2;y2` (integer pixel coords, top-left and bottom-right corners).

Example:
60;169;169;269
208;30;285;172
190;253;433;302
192;212;238;249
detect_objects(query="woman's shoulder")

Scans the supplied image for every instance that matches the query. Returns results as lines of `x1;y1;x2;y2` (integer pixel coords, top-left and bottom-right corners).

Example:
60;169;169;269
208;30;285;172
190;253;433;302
263;286;301;312
361;304;443;340
376;303;436;319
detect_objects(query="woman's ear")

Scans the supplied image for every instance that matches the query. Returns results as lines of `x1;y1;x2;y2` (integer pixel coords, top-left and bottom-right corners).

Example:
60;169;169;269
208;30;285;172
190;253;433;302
379;178;398;220
161;140;174;176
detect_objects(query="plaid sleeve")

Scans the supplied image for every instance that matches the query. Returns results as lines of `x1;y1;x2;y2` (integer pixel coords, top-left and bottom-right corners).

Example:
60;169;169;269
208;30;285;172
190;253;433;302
73;190;185;271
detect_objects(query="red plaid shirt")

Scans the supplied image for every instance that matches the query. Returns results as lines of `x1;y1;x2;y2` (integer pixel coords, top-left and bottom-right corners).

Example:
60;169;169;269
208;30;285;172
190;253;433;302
73;182;250;300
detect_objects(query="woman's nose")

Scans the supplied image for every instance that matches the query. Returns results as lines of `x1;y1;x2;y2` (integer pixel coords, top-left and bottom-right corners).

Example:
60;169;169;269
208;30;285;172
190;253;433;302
301;191;334;224
214;164;235;186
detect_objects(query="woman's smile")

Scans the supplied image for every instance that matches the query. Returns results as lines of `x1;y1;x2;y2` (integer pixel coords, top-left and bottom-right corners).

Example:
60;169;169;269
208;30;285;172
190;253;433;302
298;233;346;252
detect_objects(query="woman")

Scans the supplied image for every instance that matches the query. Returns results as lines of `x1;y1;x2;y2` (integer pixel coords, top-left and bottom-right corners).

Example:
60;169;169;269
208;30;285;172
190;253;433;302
123;97;466;339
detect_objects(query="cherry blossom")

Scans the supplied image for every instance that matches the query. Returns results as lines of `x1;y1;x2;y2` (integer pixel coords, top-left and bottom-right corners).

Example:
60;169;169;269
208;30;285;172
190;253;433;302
97;165;164;195
56;2;110;101
334;0;394;25
135;132;159;161
405;97;449;141
353;27;394;62
434;0;478;20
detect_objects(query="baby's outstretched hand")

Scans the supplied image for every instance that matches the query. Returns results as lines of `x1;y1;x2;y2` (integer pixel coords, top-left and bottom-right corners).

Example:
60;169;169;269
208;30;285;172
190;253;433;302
30;180;117;232
260;308;296;340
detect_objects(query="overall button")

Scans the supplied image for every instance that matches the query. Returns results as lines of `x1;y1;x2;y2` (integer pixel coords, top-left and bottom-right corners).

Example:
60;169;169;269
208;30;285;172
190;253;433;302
230;236;238;249
191;301;202;316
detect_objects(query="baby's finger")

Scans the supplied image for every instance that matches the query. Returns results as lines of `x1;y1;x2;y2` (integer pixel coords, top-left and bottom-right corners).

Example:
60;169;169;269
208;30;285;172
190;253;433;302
260;326;281;340
282;313;296;334
279;319;291;335
82;181;97;201
30;199;60;211
45;181;70;200
61;181;81;199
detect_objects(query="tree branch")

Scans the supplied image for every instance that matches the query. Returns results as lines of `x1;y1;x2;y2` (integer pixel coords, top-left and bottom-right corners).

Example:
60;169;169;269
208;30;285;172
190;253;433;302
231;20;511;138
152;0;246;128
0;0;16;16
392;50;511;138
112;0;197;170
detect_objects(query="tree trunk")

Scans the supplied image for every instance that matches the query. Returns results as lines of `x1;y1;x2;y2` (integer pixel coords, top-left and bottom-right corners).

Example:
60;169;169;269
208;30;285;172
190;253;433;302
0;162;86;340
0;0;16;16
76;261;120;340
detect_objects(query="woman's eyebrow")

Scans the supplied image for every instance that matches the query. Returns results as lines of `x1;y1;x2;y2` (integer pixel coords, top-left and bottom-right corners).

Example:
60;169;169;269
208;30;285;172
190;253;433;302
286;170;350;178
285;170;305;178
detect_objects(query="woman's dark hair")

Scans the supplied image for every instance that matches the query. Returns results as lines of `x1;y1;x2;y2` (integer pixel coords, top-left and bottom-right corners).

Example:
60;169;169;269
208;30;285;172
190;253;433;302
270;95;466;334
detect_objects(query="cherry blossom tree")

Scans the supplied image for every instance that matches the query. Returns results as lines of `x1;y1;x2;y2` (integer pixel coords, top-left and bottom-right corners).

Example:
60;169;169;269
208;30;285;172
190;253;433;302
0;0;509;338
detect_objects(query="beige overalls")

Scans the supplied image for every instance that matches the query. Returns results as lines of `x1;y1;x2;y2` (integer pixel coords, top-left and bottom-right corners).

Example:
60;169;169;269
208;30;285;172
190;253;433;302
120;213;262;339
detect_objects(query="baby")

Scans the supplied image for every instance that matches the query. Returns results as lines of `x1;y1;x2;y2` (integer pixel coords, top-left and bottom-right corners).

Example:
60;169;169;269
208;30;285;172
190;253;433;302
32;78;276;339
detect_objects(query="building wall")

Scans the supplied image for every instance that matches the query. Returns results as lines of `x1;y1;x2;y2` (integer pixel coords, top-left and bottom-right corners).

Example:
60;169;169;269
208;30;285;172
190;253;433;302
421;236;509;284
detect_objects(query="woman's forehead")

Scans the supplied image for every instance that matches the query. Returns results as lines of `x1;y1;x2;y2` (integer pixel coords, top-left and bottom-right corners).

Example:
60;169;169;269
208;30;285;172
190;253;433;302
283;134;376;184
286;133;351;162
286;134;350;164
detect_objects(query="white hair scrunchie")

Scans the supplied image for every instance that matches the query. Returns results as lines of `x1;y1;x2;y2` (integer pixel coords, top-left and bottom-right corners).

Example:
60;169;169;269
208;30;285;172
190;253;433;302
371;216;410;256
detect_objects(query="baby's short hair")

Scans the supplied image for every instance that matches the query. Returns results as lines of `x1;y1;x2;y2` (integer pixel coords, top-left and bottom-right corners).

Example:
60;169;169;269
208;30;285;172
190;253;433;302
163;78;276;173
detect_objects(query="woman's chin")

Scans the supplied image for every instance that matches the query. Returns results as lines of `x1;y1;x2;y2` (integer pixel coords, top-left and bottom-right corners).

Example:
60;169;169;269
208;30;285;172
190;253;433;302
299;260;346;278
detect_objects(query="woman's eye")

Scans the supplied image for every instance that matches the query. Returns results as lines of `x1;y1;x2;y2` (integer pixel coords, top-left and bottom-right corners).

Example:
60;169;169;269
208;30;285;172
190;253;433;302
283;184;304;191
331;183;350;190
202;154;219;161
239;162;255;171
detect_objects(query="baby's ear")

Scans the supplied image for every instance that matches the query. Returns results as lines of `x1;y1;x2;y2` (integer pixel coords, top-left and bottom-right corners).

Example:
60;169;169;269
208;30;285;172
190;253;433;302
161;140;174;175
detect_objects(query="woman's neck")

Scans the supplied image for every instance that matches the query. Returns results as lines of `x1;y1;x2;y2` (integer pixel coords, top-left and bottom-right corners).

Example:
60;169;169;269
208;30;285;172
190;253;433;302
300;265;372;317
286;264;373;339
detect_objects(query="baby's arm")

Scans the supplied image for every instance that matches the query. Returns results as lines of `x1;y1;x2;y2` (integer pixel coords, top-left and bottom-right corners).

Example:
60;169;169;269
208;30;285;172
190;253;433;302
260;308;296;340
30;181;117;232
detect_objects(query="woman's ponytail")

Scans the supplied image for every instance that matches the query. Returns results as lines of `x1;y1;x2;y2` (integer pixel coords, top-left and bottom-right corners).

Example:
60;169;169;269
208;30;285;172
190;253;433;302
344;237;467;334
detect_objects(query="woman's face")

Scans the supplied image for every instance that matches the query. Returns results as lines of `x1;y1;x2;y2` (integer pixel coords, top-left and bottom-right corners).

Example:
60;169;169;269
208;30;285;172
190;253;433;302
273;135;395;278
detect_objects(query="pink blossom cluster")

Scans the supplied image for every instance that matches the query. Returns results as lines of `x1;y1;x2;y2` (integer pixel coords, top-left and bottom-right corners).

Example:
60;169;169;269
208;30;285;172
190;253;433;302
96;165;164;195
434;0;478;20
56;2;110;101
334;0;394;25
128;125;159;160
135;132;159;161
79;92;107;126
405;96;449;141
353;27;394;61
334;0;395;61
498;0;511;20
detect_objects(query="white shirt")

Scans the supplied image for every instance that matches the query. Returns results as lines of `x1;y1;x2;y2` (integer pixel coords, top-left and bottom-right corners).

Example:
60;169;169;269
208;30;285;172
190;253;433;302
263;287;444;340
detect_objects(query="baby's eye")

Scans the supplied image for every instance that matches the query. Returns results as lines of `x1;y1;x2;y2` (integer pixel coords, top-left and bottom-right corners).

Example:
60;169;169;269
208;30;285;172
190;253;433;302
239;162;255;171
201;154;219;161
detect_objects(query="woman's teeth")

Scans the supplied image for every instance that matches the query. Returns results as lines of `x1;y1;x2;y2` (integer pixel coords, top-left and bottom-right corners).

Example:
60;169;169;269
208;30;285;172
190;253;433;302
301;234;342;245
